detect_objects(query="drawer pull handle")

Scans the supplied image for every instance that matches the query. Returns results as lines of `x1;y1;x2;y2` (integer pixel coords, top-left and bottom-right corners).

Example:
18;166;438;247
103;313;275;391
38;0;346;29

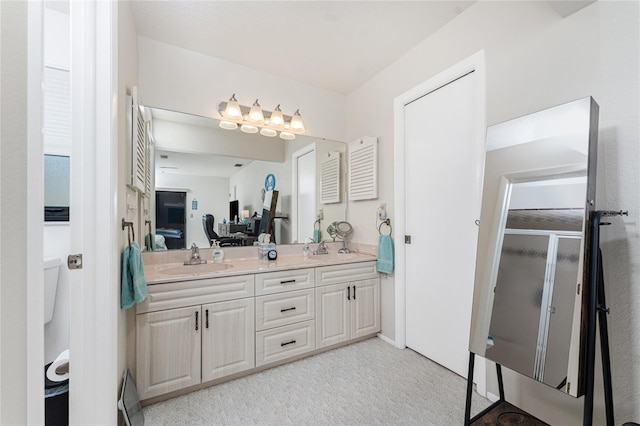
280;279;296;285
195;311;199;331
281;340;297;347
280;307;297;313
205;309;209;329
347;286;351;301
353;285;356;300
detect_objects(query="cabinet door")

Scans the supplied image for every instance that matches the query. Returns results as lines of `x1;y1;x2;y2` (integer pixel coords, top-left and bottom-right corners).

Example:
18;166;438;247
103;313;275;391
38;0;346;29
316;282;350;348
351;278;381;339
136;306;201;400
201;298;255;382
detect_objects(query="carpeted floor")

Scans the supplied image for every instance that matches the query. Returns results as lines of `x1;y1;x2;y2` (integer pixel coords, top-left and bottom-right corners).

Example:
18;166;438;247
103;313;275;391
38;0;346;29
143;337;491;425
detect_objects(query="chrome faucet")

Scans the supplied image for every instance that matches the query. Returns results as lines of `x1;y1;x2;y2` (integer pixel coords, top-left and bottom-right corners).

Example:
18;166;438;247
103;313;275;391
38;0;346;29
185;243;206;265
313;240;328;255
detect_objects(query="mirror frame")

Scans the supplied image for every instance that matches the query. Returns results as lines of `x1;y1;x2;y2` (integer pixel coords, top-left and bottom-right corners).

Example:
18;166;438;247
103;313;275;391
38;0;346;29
469;97;599;397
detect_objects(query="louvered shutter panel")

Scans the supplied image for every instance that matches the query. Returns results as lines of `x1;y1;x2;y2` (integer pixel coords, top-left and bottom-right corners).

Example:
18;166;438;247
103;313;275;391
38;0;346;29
43;67;71;148
129;87;147;193
320;151;341;204
348;137;378;200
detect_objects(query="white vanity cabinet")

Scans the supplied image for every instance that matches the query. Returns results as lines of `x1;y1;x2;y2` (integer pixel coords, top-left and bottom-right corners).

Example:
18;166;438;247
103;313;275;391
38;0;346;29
136;260;381;402
136;274;255;400
136;305;202;399
255;269;316;366
201;298;255;382
315;262;380;349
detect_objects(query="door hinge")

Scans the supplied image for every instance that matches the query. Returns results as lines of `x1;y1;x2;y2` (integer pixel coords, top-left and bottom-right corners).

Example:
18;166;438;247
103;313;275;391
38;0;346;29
405;235;412;244
67;254;83;270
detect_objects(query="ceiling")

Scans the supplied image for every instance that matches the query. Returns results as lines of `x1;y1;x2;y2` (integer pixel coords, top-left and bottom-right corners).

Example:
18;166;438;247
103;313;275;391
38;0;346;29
130;1;476;95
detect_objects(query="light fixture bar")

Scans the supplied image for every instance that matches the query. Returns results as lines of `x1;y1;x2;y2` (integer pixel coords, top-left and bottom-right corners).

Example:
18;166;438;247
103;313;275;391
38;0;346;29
217;99;305;135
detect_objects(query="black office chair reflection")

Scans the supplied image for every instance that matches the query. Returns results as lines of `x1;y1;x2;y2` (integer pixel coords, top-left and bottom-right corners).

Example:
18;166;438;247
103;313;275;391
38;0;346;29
202;214;240;247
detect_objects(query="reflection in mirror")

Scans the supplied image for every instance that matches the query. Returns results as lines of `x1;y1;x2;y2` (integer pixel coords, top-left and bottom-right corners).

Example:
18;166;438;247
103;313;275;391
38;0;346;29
469;97;599;397
145;107;347;249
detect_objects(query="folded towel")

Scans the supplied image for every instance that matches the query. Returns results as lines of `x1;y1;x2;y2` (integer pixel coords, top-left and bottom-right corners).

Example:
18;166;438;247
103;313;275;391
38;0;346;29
376;234;394;274
121;242;148;309
144;232;156;251
313;229;321;243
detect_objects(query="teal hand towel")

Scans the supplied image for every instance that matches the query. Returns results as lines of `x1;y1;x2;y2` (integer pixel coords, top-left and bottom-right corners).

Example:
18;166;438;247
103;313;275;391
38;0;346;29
376;234;394;274
129;242;148;305
121;242;147;309
121;245;134;309
144;233;156;251
313;229;321;243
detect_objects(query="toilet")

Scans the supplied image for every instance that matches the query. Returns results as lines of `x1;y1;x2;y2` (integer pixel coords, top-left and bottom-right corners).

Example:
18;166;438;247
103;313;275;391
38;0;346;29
44;257;61;325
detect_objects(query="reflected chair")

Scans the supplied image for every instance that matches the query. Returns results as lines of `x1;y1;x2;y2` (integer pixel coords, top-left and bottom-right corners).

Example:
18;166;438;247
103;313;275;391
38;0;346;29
202;214;239;247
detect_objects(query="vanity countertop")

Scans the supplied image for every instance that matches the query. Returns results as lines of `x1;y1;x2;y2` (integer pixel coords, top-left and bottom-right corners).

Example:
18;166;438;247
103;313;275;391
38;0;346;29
143;243;377;284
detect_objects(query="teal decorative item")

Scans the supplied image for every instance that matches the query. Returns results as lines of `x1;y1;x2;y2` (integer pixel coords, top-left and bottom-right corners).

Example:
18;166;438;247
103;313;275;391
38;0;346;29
264;173;276;191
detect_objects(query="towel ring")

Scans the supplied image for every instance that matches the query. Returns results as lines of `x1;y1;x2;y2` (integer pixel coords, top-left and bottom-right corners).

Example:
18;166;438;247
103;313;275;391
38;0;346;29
314;219;321;230
378;219;392;236
122;219;135;248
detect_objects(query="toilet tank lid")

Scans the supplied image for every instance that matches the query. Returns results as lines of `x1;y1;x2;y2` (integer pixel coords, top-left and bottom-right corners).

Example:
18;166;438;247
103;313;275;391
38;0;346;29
44;257;61;269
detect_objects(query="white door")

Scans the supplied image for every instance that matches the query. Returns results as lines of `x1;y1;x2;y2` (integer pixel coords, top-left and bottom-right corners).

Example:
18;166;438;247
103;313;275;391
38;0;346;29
404;71;482;378
293;146;316;243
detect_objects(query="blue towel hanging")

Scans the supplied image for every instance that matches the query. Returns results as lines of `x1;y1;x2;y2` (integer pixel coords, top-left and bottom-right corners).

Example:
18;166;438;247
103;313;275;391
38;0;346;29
121;242;147;309
377;234;394;274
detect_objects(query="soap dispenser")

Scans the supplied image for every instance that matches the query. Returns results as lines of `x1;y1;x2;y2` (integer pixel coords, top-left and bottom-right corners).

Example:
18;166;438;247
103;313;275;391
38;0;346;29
212;241;225;263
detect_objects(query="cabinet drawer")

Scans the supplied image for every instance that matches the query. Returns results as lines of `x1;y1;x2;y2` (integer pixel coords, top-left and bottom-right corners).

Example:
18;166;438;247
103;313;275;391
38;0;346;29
315;261;377;287
255;268;314;295
255;320;315;366
256;289;315;331
136;275;255;314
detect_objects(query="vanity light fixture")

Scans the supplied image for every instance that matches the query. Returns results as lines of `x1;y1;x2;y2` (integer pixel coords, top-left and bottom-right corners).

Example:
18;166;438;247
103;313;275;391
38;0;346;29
218;95;306;140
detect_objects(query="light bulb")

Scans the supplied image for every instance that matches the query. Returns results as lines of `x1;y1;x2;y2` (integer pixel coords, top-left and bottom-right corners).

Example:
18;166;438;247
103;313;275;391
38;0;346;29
240;124;258;134
290;109;305;133
260;128;277;137
279;131;295;140
223;94;242;119
248;99;265;124
219;120;238;130
269;104;285;129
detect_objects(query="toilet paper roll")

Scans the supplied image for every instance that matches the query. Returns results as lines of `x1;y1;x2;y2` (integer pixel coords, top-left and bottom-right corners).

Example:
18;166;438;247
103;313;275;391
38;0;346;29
46;349;69;382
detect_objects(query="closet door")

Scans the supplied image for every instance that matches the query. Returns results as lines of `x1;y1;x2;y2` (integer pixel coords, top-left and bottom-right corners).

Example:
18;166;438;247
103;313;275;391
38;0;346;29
404;70;481;378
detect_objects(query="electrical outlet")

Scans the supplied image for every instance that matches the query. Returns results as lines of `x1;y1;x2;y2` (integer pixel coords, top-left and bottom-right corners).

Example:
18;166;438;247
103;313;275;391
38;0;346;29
378;203;387;220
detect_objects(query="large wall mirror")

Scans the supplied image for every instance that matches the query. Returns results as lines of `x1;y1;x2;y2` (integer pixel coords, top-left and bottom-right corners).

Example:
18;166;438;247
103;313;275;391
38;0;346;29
144;107;347;249
469;97;599;397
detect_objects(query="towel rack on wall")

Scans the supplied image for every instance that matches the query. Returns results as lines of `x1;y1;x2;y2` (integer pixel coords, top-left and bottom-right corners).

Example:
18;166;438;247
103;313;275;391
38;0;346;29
122;219;135;248
378;218;392;235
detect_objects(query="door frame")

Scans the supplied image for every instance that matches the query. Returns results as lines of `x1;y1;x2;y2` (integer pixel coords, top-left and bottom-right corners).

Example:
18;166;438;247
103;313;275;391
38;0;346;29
291;143;316;243
393;50;487;393
68;1;119;423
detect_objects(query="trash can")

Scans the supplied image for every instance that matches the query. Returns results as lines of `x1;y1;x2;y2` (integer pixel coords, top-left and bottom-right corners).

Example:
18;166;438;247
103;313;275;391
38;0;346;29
45;363;68;426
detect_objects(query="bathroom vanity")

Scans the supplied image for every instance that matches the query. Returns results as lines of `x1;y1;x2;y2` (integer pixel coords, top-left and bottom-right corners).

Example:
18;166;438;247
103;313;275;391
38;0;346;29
136;247;380;402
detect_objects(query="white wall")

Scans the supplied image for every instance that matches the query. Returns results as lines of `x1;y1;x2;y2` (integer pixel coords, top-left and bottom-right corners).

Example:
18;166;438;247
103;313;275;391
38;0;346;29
155;173;230;249
137;37;347;142
117;0;139;417
346;1;639;424
0;2;30;423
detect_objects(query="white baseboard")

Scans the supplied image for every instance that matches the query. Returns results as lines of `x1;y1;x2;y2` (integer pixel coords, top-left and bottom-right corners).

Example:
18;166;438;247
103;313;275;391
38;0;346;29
486;391;499;402
376;333;398;347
